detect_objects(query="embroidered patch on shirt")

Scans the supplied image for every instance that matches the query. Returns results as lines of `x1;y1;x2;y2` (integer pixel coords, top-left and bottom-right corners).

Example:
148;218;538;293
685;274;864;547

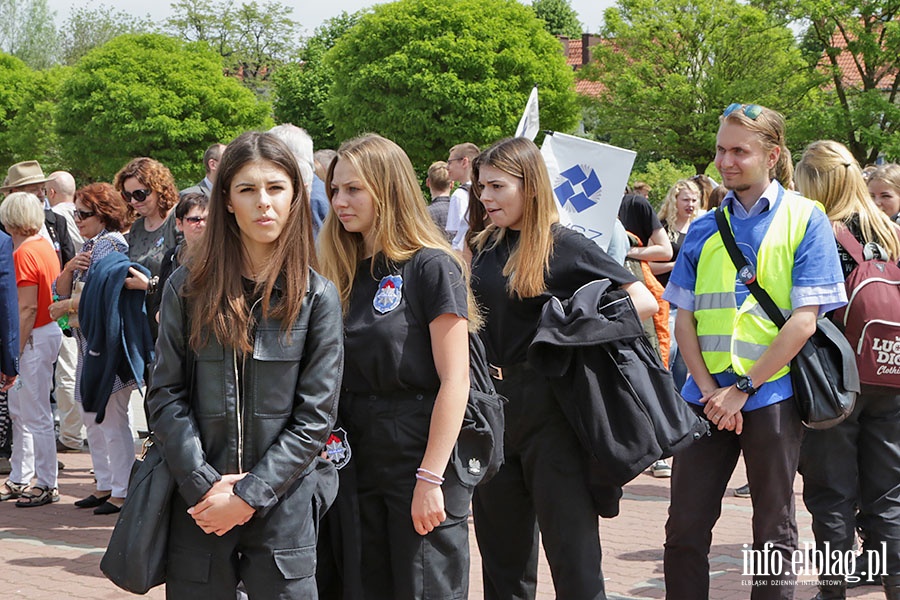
373;275;403;314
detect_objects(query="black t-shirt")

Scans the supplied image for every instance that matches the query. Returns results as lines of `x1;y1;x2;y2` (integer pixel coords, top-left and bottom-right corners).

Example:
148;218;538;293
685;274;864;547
618;194;662;246
472;224;636;366
342;247;468;394
655;226;686;288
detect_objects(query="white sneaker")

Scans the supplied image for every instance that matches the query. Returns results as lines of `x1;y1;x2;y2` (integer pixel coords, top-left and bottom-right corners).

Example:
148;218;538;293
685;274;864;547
650;460;672;478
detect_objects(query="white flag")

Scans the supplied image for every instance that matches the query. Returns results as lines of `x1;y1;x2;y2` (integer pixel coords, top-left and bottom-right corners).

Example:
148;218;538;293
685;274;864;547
515;85;540;141
540;132;636;251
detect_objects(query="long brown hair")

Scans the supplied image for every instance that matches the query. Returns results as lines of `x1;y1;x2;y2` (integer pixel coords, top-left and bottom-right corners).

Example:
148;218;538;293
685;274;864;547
318;133;480;330
186;131;316;352
472;137;558;298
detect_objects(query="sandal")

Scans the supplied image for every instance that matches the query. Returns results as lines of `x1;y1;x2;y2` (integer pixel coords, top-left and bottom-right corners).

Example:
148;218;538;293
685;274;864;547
14;485;59;507
0;480;26;501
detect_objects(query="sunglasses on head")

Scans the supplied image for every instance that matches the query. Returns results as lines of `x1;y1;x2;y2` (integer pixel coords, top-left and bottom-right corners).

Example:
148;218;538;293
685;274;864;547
722;103;763;120
122;188;152;203
73;209;95;221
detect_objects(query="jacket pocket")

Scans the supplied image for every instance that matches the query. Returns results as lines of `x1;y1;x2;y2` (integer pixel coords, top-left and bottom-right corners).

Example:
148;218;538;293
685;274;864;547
193;344;226;417
251;328;307;417
272;545;317;579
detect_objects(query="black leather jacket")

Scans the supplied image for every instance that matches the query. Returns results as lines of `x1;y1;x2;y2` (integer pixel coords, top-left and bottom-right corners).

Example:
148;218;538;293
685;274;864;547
147;266;343;516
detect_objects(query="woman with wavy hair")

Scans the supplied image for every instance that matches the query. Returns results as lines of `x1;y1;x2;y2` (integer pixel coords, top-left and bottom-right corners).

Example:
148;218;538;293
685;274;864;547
469;137;657;599
113;157;180;337
318;133;476;599
147;131;342;598
653;178;703;288
795;139;900;599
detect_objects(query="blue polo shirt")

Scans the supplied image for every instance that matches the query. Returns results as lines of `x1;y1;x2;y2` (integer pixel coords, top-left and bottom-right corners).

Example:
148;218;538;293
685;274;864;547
663;180;846;411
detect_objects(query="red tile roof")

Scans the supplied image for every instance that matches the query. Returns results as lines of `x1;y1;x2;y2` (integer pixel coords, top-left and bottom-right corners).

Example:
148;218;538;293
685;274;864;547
559;35;604;98
823;27;896;91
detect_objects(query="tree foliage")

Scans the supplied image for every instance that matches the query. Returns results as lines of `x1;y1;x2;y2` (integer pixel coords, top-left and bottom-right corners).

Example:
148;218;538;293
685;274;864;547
531;0;582;38
324;0;580;172
166;0;302;96
0;0;59;69
584;0;821;174
55;33;272;184
59;3;154;66
273;11;362;149
755;0;900;165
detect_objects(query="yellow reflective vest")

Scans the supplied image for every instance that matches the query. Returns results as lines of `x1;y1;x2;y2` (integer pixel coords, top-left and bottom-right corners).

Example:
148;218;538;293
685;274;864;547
694;193;819;381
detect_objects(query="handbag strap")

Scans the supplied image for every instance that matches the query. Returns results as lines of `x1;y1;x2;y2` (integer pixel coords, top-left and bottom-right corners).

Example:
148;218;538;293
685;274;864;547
714;206;787;330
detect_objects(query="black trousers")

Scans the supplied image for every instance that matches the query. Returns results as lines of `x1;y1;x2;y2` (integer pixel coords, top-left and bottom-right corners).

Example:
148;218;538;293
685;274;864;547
165;464;329;600
664;400;803;600
800;385;900;577
473;367;605;600
342;392;469;600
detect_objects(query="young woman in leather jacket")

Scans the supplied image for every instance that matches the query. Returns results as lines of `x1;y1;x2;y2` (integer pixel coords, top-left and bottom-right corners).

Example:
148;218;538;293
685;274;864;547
147;131;344;599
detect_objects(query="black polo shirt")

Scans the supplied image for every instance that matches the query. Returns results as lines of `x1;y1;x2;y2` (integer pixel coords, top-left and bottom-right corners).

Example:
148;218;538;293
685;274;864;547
342;247;468;394
472;224;636;367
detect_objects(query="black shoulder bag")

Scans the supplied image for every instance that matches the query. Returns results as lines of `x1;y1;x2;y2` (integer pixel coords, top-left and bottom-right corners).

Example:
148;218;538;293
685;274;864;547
100;285;190;592
714;207;859;429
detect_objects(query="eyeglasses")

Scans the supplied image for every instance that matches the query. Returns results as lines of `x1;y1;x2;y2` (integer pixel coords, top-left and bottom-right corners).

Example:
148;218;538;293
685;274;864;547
73;209;95;221
722;103;763;120
183;216;206;225
122;188;153;203
447;157;463;164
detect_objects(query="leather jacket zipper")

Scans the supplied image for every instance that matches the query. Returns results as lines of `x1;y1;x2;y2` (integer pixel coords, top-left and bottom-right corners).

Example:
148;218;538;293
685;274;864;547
235;297;262;473
233;349;244;473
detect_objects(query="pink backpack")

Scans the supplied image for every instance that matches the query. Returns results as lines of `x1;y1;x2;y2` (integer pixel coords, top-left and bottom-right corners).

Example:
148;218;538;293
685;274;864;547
833;223;900;388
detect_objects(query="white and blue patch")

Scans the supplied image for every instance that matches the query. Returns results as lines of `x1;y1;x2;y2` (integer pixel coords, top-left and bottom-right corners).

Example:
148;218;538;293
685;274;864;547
373;275;403;314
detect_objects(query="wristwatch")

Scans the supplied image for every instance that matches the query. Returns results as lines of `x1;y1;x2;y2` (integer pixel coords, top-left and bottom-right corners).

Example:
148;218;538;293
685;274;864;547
735;374;758;396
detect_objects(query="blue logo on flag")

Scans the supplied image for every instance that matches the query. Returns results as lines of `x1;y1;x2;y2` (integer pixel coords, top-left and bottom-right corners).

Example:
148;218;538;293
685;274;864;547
554;165;602;213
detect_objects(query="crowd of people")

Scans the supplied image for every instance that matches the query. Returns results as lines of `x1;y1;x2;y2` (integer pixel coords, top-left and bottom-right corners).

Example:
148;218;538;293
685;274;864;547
0;103;898;600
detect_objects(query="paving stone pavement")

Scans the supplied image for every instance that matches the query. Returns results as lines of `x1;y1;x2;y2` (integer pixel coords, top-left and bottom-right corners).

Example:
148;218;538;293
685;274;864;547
0;449;886;599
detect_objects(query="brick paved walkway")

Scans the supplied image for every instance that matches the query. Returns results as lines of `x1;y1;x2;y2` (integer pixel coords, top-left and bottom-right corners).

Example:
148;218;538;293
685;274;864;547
0;450;885;599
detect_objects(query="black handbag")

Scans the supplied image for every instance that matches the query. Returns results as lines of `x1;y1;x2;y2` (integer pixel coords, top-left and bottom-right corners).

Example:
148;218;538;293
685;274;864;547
100;437;176;594
715;207;859;429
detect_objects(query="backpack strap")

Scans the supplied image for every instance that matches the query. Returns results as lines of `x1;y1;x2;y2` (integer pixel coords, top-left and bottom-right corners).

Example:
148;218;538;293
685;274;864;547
833;222;866;265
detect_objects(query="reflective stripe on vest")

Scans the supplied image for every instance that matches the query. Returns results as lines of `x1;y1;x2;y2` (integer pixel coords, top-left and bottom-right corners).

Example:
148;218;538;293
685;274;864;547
694;191;819;380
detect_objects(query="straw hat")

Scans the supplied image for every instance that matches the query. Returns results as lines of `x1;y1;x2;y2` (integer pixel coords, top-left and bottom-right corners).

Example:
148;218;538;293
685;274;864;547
0;161;51;193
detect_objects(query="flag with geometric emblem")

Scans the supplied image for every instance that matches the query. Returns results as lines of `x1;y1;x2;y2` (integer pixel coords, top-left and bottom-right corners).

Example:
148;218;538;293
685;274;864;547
540;132;636;251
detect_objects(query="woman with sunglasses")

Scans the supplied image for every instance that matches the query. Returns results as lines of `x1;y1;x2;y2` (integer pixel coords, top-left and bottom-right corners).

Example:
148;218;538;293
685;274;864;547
50;183;136;514
154;192;208;322
147;131;341;597
113;157;181;338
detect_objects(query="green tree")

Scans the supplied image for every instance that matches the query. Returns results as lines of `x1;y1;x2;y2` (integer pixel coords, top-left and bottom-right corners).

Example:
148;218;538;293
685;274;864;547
531;0;582;38
0;65;69;169
56;33;272;184
167;0;302;96
0;52;35;168
59;4;155;66
273;11;362;149
0;0;59;69
324;0;580;172
755;0;900;164
583;0;821;174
